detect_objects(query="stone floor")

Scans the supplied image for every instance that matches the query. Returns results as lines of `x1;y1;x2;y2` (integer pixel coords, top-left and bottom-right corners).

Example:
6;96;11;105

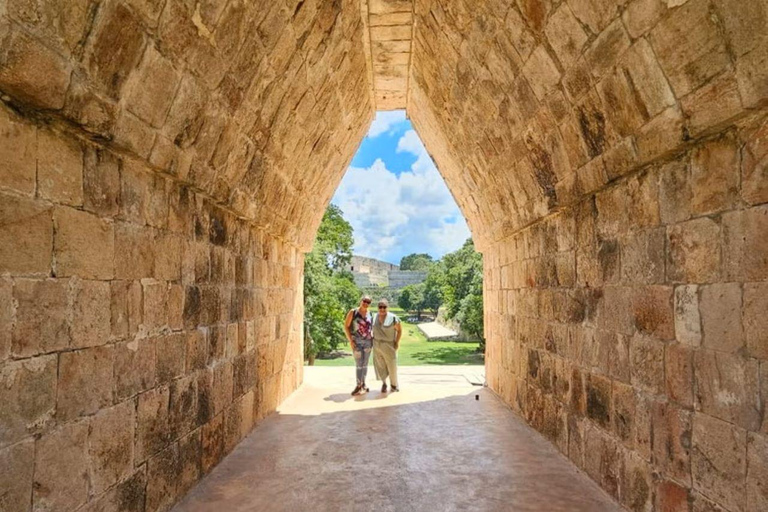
172;367;621;512
417;321;458;339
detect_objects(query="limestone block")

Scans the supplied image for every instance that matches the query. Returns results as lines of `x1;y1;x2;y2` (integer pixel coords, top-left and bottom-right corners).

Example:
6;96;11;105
114;110;157;159
146;444;180;512
53;207;114;279
674;285;701;348
143;280;169;332
621;228;665;284
655;479;690;512
88;400;135;495
0;355;56;448
633;285;674;340
77;468;146;512
110;280;143;338
224;400;242;454
115;338;156;400
0;279;9;363
33;422;89;512
170;374;198;440
636;106;685;164
201;413;224;474
233;351;257;398
545;3;588;69
156;333;186;385
115;222;155;280
567;0;619;33
168;284;184;331
649;0;730;97
652;401;692;484
620;451;654;511
584;424;621;498
630;333;665;394
0;194;52;275
598;67;645;139
723;206;768;281
743;283;768;360
699;283;743;354
692;412;747;512
57;346;114;421
681;72;744;138
586;373;612;428
37;130;83;207
597;286;634;335
713;0;768;57
622;0;666;38
694;350;761;431
156;235;182;282
521;46;561;101
659;159;692;225
125;45;180;128
736;40;768;108
62;72;118;139
0;107;37;196
83;2;146;99
622;38;677;121
0;439;34;512
505;7;537;60
211;361;234;417
186;329;207;374
12;279;69;357
666;217;721;284
666;342;694;408
83;147;120;217
612;380;637;449
71;279;110;349
179;429;202;496
586;19;631;80
0;28;71;110
747;433;768;512
136;386;171;463
741;118;768;206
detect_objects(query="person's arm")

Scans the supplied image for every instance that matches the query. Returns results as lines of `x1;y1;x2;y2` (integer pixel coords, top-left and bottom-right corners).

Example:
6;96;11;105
344;310;355;351
394;321;402;350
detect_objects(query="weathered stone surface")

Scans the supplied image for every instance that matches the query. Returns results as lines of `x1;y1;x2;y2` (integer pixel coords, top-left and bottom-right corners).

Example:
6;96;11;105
699;283;743;354
0;107;37;196
111;280;143;339
115;337;156;400
77;468;146;512
0;356;57;448
622;0;666;38
743;282;768;359
630;333;665;394
694;351;761;431
37;130;83;206
143;281;169;332
674;285;701;347
747;433;768;512
545;4;588;69
83;147;121;217
690;136;740;216
0;439;34;512
652;402;692;484
0;279;10;362
722;207;768;281
33;422;89;512
691;412;747;512
12;279;69;357
179;429;202;496
146;443;180;512
71;279;110;348
136;386;171;463
57;346;114;421
124;45;180;128
0;195;52;275
666;343;694;408
88;400;135;494
682;72;744;138
53;207;114;279
115;223;155;280
666;218;721;284
621;229;665;284
156;333;186;385
633;285;674;340
736;39;768;109
202;413;224;474
741;118;768;206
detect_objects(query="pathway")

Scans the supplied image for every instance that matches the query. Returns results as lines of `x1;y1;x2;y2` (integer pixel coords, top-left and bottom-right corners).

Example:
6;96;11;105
172;366;621;512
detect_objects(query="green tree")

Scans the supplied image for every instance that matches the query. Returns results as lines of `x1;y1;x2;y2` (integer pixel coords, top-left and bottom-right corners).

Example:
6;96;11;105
399;253;434;271
304;206;360;362
422;269;444;315
398;283;426;319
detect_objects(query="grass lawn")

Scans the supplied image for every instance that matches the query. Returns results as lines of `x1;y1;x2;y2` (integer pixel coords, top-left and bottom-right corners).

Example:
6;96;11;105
312;307;483;366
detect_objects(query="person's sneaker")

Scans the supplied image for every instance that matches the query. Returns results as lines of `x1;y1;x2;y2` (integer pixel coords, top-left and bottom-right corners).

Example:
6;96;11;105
391;386;399;392
381;383;388;393
351;385;362;396
363;384;370;393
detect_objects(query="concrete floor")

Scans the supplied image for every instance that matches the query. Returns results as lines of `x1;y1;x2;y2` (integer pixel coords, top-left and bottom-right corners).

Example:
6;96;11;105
172;366;621;512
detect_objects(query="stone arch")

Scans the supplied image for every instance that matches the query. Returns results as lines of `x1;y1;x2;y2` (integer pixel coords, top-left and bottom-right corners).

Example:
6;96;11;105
0;1;766;511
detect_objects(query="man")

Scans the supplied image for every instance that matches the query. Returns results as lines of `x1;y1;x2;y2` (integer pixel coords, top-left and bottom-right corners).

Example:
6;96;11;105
372;298;402;392
344;296;373;396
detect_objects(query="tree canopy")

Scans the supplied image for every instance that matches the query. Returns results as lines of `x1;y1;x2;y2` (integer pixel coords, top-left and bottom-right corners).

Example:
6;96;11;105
399;252;434;271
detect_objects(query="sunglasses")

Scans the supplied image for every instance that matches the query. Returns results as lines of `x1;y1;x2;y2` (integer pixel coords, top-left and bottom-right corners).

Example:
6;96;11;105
362;300;371;304
378;305;388;309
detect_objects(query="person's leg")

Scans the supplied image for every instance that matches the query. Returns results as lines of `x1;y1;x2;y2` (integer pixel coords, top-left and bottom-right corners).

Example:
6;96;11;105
352;342;364;393
359;344;372;388
389;354;398;389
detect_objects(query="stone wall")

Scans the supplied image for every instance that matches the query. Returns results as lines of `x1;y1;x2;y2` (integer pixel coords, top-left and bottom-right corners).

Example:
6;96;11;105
387;270;428;289
0;1;372;512
410;0;767;511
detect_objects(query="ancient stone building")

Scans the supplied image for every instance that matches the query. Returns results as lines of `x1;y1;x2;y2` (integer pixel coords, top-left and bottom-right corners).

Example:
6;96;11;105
0;0;766;511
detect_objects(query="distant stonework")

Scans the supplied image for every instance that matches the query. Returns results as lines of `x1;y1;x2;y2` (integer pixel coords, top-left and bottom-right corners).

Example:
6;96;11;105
347;255;426;289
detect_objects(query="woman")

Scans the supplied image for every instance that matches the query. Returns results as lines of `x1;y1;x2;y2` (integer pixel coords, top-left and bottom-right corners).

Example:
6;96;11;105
344;296;373;396
372;298;402;392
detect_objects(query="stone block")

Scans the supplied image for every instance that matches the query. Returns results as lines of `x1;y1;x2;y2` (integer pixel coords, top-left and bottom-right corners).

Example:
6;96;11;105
692;412;747;512
170;374;198;440
656;480;691;512
71;279;110;349
136;386;171;463
622;0;666;38
115;338;156;400
115;223;155;280
186;329;207;373
84;2;146;99
631;333;665;394
233;351;257;398
110;280;143;339
584;424;621;498
0;439;34;512
545;3;588;69
0;355;56;448
83;147;121;217
57;346;114;421
736;39;768;109
114;109;157;159
674;285;701;347
0;28;71;110
743;282;768;359
690;135;740;216
156;333;186;385
652;402;692;484
636;106;685;164
522;46;561;101
621;451;654;512
0;194;52;275
612;381;637;449
699;283;743;353
12;279;69;357
37;130;83;207
0;279;9;362
621;228;665;284
53;207;114;279
202;413;224;474
179;429;202;496
741;118;768;206
666;343;694;408
747;433;768;512
224;400;243;454
649;0;730;96
621;38;677;119
143;280;169;332
0;107;37;196
586;373;612;428
586;19;631;80
88;400;135;495
33;422;89;512
682;72;743;138
567;0;618;33
77;468;146;512
146;444;180;512
168;284;184;331
694;350;761;431
722;207;768;281
125;45;180;128
659;159;692;225
714;0;768;57
666;217;721;284
633;285;674;340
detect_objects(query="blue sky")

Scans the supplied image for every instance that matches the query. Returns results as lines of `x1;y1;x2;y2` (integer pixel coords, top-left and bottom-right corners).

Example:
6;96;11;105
332;111;470;265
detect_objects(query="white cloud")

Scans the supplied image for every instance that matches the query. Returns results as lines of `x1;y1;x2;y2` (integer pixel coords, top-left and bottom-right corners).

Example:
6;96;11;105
332;129;471;263
367;110;407;138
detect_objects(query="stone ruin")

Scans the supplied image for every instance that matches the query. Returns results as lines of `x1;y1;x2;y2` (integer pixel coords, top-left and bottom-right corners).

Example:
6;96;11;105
0;0;766;511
